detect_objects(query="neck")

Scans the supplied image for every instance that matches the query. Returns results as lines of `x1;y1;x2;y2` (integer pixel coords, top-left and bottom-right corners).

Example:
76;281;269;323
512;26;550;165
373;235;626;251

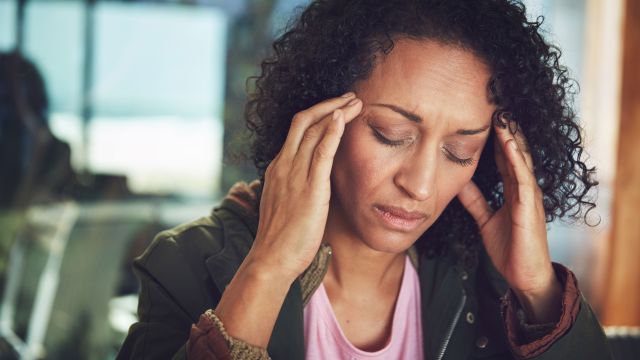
322;204;406;294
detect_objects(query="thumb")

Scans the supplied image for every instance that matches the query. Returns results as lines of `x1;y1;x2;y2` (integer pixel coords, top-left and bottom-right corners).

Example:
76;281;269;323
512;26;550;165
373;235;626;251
457;181;493;230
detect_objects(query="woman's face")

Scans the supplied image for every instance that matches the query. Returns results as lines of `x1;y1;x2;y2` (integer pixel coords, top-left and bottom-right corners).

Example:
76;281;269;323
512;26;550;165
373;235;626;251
329;38;495;254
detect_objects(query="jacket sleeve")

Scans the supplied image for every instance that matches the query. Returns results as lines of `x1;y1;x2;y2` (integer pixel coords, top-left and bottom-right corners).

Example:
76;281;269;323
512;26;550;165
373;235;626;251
117;233;272;360
116;261;191;360
500;263;613;360
188;309;271;360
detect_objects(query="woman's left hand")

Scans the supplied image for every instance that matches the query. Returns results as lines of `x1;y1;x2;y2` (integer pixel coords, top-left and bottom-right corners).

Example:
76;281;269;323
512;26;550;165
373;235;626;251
457;112;562;324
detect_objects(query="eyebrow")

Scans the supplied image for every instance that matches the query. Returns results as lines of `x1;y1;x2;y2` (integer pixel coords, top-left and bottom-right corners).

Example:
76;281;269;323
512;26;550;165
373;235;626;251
370;103;491;136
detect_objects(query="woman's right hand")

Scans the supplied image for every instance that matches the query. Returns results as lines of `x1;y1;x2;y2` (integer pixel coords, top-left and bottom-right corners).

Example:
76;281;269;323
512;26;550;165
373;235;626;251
214;93;362;348
247;92;363;281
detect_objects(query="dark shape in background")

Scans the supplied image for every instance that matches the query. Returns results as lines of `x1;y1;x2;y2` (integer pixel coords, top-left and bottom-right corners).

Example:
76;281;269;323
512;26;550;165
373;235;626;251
0;52;76;209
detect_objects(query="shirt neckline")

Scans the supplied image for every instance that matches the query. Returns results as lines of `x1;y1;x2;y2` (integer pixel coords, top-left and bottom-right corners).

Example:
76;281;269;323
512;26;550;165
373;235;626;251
316;255;413;357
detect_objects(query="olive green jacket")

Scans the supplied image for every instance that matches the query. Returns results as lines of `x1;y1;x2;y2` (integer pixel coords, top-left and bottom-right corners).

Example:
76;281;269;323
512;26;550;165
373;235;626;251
117;182;612;360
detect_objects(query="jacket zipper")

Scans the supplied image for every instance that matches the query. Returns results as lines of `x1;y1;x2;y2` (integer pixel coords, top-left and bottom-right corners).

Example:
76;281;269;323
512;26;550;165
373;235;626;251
435;293;467;360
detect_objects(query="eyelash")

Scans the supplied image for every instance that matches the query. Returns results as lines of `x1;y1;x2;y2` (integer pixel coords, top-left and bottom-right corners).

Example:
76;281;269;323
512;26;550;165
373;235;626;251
371;127;476;167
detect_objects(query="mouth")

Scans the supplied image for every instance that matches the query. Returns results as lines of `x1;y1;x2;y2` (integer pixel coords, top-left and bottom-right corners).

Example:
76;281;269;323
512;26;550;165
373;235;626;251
373;205;428;232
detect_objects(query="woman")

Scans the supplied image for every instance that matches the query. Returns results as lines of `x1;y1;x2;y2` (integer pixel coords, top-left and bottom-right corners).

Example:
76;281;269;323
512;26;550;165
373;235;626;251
118;0;612;359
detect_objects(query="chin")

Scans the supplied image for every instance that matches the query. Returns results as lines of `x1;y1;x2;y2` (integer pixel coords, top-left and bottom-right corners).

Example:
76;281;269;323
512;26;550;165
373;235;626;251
359;227;421;254
354;206;433;254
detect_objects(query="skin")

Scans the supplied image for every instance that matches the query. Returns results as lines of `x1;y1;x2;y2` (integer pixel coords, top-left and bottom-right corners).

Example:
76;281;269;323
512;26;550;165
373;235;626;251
324;39;496;349
215;38;561;350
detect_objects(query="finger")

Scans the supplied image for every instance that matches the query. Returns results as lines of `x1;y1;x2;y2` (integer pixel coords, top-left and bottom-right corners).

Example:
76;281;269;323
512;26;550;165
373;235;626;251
492;134;516;213
308;110;346;184
293;98;363;177
279;92;356;161
498;118;528;166
493;126;519;203
509;121;534;172
495;122;534;187
498;113;533;171
493;132;513;181
457;180;493;230
494;116;528;209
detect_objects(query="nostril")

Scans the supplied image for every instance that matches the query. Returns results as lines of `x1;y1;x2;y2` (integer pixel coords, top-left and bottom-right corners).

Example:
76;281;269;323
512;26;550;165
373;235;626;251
395;178;434;201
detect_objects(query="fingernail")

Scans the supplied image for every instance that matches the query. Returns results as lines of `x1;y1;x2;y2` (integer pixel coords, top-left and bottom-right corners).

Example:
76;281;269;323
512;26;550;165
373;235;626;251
493;111;507;129
341;92;355;98
509;139;518;151
347;98;360;107
508;119;518;134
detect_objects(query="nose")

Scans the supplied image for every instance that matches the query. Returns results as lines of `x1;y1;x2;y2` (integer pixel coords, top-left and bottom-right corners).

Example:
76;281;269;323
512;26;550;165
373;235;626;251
393;144;437;201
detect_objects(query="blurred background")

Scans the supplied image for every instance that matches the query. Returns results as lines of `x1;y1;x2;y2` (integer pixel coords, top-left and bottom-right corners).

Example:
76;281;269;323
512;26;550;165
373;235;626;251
0;0;638;359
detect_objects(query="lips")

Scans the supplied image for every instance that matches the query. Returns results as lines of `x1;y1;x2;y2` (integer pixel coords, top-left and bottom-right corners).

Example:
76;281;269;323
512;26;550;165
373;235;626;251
375;205;428;220
373;204;428;232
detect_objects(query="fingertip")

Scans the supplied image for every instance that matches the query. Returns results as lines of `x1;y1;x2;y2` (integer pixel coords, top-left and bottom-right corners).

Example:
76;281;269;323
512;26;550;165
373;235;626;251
332;110;347;131
346;97;361;107
493;111;508;129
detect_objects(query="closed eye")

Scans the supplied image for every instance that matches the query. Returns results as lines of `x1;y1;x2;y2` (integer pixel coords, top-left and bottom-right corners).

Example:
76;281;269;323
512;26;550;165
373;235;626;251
370;126;476;167
370;127;406;146
443;149;475;167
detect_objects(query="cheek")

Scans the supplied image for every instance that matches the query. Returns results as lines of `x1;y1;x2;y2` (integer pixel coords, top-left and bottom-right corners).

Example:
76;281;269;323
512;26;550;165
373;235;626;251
434;164;479;211
333;124;391;192
442;170;473;196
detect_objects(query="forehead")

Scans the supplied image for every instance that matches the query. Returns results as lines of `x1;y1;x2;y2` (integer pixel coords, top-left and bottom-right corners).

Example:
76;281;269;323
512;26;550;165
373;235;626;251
355;38;494;126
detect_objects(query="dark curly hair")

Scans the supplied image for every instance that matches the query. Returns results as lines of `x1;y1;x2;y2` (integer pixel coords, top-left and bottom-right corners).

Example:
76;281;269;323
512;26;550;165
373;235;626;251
245;0;598;269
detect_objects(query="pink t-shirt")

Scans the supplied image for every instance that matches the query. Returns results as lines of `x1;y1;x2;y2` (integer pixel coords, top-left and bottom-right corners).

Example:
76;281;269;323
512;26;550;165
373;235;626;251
303;255;424;360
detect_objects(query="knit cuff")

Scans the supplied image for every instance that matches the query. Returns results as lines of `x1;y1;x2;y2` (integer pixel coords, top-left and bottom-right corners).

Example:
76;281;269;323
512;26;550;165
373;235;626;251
187;309;271;360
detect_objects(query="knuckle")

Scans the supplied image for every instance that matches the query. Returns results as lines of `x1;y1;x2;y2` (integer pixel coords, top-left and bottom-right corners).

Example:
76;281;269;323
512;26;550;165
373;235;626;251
302;126;321;142
272;150;282;163
524;176;538;189
533;187;544;201
326;119;341;134
470;194;485;209
517;183;538;202
265;160;284;179
265;161;276;177
313;144;332;161
292;112;310;125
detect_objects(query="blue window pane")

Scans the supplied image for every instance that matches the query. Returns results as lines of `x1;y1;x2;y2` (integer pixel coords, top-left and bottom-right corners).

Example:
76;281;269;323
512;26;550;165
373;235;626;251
87;3;228;197
92;2;227;117
0;0;16;51
23;1;85;115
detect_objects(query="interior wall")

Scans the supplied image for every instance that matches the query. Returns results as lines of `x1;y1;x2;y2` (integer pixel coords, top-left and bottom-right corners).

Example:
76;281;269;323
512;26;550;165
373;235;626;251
603;0;640;326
